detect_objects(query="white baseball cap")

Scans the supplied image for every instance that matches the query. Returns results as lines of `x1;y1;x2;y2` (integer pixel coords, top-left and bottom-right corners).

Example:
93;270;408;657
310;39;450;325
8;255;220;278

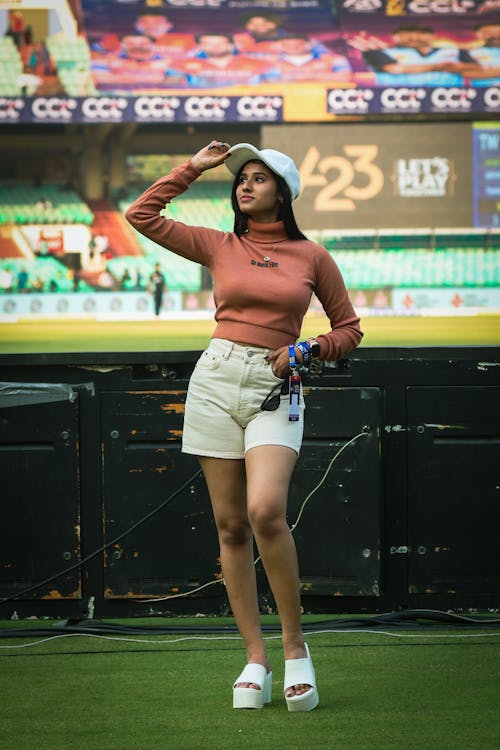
225;143;301;201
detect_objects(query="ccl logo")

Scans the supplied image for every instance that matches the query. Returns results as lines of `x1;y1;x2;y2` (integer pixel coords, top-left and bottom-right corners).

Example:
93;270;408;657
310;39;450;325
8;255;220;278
380;88;426;111
81;97;128;120
236;96;282;120
430;87;477;110
407;0;475;12
32;97;77;120
327;88;374;112
134;96;181;120
484;87;500;110
0;98;24;120
184;96;231;119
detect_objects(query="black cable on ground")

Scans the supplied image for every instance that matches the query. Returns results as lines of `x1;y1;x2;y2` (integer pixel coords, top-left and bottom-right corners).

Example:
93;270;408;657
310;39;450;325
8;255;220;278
1;609;499;639
0;467;203;606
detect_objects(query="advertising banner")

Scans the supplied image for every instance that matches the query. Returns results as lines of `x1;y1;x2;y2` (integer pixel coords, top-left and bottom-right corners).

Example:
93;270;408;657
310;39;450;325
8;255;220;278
1;88;498;124
327;86;500;116
1;0;498;123
392;286;500;312
0;94;284;124
336;0;500;90
4;287;497;319
264;122;473;229
0;290;182;318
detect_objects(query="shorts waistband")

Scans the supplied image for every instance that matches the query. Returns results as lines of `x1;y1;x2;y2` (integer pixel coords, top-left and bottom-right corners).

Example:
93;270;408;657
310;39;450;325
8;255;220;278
210;338;272;360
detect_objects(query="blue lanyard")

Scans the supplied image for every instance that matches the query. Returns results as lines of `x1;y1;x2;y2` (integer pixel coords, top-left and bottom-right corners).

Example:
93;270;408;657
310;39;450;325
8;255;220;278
288;345;300;422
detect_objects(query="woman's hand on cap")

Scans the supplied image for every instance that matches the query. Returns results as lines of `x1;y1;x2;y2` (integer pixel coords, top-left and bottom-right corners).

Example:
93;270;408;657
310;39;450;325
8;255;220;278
191;141;231;172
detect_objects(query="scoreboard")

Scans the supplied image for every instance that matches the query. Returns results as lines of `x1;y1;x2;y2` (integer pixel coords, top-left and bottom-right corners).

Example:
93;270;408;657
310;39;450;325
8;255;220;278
473;123;500;228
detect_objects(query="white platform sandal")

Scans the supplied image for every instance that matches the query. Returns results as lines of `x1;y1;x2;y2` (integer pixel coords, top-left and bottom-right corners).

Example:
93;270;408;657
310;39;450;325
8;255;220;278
233;663;272;709
284;643;319;712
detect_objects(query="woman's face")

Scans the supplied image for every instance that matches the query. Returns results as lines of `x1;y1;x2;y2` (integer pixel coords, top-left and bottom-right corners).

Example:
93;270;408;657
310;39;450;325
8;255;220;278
235;161;281;222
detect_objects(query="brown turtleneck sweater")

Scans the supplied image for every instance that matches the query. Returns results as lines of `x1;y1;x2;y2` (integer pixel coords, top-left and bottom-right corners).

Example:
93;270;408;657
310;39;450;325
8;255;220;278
126;161;363;360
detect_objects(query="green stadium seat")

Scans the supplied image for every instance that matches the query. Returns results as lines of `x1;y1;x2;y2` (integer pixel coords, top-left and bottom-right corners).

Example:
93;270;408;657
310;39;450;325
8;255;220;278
0;183;94;226
116;182;236;291
107;251;201;293
45;33;94;96
332;247;500;289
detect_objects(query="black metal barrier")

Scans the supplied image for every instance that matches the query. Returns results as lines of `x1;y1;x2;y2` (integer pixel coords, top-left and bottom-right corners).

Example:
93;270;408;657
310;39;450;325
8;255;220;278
0;347;499;619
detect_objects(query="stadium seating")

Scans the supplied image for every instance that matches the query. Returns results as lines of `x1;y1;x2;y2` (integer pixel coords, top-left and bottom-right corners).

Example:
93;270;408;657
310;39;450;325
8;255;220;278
103;244;499;294
116;191;500;291
46;34;90;69
0;184;94;225
0;37;23;96
45;33;97;96
115;182;235;291
57;66;97;96
119;181;234;232
0;256;91;293
107;251;201;292
332;248;499;289
1;181;498;294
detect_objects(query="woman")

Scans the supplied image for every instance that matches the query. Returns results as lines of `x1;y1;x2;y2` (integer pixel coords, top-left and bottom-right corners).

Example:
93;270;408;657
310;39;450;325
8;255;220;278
126;141;363;711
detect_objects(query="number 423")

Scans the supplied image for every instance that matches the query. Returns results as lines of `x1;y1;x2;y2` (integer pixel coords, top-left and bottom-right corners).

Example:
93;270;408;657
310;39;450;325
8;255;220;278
299;145;384;211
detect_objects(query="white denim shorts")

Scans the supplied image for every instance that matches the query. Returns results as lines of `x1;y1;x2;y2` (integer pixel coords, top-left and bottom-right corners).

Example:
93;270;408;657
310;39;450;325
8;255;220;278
182;338;305;459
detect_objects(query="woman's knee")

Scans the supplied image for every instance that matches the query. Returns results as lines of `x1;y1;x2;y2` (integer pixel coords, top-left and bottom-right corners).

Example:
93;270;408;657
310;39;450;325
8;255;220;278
217;516;252;548
248;501;287;540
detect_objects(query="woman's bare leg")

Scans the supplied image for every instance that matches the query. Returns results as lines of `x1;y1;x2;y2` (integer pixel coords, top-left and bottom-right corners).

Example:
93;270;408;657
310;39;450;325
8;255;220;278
245;445;310;697
198;456;270;687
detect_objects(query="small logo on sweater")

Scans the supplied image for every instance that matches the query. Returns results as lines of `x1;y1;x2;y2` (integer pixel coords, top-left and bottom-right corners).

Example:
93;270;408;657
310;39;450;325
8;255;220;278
251;259;279;268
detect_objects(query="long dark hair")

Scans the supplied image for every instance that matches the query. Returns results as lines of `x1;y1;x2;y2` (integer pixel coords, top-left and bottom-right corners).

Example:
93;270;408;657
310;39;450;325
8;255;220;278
230;160;307;240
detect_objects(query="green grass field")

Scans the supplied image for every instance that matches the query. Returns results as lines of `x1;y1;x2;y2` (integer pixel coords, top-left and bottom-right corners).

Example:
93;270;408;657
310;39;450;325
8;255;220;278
1;616;499;750
0;314;499;354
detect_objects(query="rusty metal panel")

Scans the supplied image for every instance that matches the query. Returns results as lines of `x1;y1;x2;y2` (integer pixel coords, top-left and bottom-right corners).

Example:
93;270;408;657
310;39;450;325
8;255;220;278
291;387;382;598
100;386;381;604
407;386;500;595
1;347;499;617
100;390;220;601
0;398;81;600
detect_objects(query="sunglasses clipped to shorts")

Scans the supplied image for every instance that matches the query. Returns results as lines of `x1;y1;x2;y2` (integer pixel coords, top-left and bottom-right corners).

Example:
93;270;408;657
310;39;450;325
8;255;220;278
260;378;290;411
